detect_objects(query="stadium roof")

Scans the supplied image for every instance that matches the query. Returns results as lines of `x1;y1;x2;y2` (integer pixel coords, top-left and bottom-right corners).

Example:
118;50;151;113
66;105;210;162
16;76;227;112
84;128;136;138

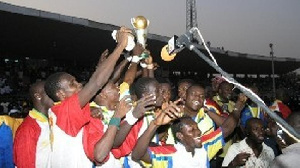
1;1;300;75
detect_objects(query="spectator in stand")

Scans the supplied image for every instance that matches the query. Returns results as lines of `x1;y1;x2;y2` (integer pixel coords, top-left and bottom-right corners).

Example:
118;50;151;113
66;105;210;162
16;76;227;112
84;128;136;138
270;88;292;119
264;111;283;157
222;118;274;168
7;102;22;117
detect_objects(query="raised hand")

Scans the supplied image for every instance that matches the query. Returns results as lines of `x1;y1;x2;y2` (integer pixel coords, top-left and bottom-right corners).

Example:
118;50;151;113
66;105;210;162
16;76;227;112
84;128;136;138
90;107;104;119
237;93;248;104
234;92;248;110
154;100;181;126
132;94;156;119
114;95;132;118
116;27;132;47
230;152;251;167
132;43;145;56
144;54;153;65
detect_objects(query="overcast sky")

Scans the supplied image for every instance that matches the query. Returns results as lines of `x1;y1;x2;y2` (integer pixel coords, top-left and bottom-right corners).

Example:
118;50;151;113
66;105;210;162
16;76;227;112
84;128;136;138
2;0;300;58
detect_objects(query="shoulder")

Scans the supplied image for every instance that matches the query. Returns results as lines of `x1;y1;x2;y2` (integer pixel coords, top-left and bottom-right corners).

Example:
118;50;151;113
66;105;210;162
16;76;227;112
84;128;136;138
263;143;275;152
228;141;241;152
262;143;275;159
149;145;176;155
227;139;248;153
17;116;38;130
15;117;39;135
51;94;80;110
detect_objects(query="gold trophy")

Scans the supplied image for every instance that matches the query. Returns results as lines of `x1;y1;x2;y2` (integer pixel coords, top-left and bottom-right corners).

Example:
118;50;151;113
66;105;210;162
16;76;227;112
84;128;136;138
131;16;150;59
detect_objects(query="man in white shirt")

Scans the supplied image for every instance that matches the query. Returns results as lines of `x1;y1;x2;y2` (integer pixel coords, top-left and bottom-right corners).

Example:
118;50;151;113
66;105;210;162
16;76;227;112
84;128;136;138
222;118;274;168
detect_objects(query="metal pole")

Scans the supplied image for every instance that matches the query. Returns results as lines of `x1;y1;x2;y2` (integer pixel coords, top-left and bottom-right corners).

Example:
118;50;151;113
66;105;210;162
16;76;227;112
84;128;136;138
270;43;276;99
175;30;300;140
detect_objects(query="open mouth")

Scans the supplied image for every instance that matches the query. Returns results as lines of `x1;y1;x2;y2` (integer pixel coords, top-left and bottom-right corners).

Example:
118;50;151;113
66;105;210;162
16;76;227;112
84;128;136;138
193;136;202;143
193;101;200;106
258;136;264;141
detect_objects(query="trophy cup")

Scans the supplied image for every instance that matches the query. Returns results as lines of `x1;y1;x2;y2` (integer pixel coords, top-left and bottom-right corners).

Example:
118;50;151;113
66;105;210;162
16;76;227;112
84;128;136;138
131;16;150;59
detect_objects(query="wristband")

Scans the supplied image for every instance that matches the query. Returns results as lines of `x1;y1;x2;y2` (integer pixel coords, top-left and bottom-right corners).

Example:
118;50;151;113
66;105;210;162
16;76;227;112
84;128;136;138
131;55;140;63
124;110;138;125
108;117;121;129
140;62;147;68
147;64;154;70
126;56;133;62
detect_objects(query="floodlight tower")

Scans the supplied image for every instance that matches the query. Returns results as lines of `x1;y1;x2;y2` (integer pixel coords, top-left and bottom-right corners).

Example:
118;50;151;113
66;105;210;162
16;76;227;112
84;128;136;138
186;0;198;31
270;43;276;99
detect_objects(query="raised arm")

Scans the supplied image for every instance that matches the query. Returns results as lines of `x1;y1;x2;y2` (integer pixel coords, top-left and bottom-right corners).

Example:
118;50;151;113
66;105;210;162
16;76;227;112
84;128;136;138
141;53;157;78
113;94;156;147
123;43;144;85
205;108;226;127
221;93;247;138
110;58;129;84
78;27;131;108
145;54;155;78
94;96;131;164
131;101;181;163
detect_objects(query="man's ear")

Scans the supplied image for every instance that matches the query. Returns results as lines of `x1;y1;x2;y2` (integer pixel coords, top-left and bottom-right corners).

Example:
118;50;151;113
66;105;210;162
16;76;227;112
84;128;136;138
56;90;65;101
176;132;184;142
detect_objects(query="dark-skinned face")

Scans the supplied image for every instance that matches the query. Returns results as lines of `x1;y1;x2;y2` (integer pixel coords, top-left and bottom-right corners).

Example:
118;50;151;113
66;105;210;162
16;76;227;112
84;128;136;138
177;119;203;149
247;120;265;144
219;83;233;101
104;83;120;110
178;82;192;101
185;86;205;112
94;83;120;110
143;81;163;107
59;74;82;100
159;83;171;103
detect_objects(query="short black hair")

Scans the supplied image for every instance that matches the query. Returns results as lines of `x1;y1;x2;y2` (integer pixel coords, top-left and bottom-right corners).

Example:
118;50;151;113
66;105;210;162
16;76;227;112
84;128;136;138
186;84;205;94
45;72;66;102
219;81;231;89
134;77;158;99
171;116;193;143
29;81;45;103
177;79;194;87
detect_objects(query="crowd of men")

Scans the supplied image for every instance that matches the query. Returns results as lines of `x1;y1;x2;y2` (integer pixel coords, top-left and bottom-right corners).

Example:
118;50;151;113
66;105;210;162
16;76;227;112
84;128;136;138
0;27;299;168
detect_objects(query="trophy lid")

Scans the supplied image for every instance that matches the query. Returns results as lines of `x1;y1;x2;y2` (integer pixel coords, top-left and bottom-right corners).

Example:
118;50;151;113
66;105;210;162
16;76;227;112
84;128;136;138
131;16;149;29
